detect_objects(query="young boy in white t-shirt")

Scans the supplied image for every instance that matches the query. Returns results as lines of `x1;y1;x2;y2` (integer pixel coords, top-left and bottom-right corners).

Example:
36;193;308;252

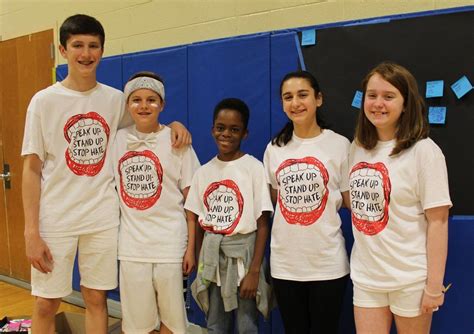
112;71;200;334
185;98;274;333
21;14;190;333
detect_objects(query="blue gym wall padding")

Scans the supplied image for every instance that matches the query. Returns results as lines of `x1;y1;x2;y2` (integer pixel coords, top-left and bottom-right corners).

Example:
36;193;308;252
187;33;271;163
96;55;123;90
56;7;473;333
434;217;474;333
269;31;300;138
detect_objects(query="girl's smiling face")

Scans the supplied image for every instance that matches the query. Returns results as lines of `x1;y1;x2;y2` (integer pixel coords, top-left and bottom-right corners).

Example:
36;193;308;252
281;78;322;127
364;73;405;141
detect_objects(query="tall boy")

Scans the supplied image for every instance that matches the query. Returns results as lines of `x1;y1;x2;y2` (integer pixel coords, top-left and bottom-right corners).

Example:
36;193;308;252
185;98;274;333
21;14;188;333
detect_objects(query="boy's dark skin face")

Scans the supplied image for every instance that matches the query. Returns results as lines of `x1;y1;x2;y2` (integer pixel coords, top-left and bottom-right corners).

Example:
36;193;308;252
212;109;248;161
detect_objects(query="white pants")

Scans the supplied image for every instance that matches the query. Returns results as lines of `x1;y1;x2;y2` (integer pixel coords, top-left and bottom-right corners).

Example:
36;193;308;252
120;261;188;334
31;227;118;298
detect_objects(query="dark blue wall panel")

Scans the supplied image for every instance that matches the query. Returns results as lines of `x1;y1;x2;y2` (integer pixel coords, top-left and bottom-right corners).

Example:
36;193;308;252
56;64;67;82
97;56;123;90
432;217;474;333
122;47;188;127
270;31;300;138
187;34;271;163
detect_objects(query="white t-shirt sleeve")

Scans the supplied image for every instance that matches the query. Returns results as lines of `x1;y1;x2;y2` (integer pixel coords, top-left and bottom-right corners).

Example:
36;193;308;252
184;171;203;216
21;95;45;161
110;133;121;178
252;161;274;220
179;146;201;191
263;144;277;189
118;97;133;129
339;144;350;193
417;142;452;211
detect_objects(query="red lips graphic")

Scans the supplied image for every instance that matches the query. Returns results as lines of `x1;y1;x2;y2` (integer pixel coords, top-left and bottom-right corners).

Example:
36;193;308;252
64;112;110;176
349;162;391;235
199;179;244;235
276;156;329;226
118;150;163;210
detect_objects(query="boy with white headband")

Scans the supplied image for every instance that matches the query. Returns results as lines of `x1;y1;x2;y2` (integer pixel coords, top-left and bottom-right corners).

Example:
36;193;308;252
22;14;191;333
112;71;200;334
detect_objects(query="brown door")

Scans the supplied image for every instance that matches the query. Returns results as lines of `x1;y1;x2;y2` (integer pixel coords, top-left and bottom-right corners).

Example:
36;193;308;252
0;30;54;281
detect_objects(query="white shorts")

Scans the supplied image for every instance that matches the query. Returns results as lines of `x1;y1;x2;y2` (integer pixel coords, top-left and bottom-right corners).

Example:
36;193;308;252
120;261;188;334
31;227;118;298
353;281;425;317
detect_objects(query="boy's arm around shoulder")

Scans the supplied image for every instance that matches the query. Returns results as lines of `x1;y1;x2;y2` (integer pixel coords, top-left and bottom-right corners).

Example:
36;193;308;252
167;121;192;148
239;211;270;299
22;154;53;274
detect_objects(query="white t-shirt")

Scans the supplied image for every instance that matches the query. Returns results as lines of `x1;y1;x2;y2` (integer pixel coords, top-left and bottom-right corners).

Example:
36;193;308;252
185;154;273;236
21;82;125;237
349;138;452;290
113;125;200;263
264;129;350;281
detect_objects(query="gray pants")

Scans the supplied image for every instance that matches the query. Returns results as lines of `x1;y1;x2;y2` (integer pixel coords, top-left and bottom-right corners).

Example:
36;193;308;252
207;283;259;333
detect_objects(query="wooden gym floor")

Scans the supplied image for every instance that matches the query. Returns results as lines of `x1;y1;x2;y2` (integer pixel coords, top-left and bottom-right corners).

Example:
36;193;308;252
0;281;163;333
0;280;85;318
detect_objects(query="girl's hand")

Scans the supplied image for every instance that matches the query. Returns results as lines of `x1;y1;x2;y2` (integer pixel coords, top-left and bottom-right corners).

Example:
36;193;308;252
182;248;196;275
239;271;259;299
421;287;445;313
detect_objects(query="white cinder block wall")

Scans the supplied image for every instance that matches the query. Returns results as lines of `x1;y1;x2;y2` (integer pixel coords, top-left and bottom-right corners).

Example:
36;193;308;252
0;0;473;65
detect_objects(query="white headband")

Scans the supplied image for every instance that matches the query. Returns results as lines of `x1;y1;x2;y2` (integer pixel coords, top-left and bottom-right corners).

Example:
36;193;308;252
124;77;165;102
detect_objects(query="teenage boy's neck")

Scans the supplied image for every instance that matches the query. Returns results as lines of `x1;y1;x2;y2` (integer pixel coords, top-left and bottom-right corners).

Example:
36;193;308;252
217;150;245;162
61;74;98;92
